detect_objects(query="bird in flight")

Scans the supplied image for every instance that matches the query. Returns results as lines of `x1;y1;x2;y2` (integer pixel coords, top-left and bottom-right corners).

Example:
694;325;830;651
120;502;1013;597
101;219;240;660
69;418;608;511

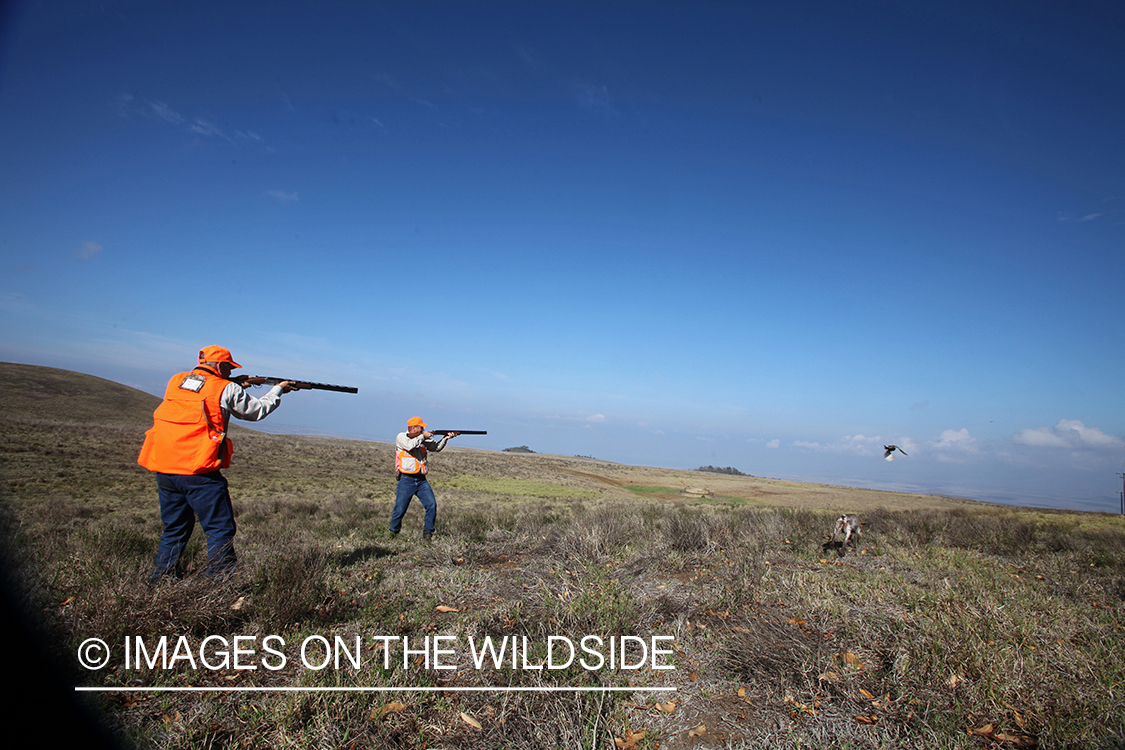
883;445;908;461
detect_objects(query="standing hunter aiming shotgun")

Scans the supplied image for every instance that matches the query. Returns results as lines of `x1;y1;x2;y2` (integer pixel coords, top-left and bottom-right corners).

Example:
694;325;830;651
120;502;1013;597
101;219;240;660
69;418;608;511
138;346;357;581
389;418;486;540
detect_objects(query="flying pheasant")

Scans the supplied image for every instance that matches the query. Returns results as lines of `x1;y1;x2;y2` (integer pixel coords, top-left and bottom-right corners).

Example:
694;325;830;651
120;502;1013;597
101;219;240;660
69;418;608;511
883;444;908;461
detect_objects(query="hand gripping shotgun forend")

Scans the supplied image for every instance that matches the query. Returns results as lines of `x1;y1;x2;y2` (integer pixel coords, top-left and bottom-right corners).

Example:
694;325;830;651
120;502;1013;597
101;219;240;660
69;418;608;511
231;375;358;394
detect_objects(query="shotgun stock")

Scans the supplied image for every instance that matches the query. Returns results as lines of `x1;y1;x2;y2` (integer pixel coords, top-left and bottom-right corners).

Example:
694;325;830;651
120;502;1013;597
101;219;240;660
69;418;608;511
430;430;487;435
231;375;358;394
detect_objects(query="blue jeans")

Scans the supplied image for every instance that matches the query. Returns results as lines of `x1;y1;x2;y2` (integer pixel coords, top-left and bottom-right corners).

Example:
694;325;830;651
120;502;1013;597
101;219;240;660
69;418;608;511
390;473;437;536
151;471;237;581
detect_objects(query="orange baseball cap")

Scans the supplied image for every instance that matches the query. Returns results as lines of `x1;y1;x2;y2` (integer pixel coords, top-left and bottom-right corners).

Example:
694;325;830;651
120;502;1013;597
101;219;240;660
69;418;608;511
198;346;241;368
407;416;427;428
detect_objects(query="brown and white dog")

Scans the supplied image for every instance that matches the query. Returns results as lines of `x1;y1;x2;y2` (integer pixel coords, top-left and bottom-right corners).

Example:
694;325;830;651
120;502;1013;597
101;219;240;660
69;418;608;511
831;514;862;548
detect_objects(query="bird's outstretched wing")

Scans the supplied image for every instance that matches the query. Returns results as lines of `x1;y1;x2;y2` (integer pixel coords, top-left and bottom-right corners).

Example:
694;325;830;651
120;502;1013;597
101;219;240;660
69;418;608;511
883;444;908;460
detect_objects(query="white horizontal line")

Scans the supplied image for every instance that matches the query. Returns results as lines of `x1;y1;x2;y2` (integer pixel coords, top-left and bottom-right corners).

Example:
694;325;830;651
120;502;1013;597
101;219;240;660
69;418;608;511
76;686;676;693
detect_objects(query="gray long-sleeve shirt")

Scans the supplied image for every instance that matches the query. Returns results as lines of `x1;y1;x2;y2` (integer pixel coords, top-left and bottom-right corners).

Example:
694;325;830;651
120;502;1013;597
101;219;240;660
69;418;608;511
395;431;450;454
219;382;284;428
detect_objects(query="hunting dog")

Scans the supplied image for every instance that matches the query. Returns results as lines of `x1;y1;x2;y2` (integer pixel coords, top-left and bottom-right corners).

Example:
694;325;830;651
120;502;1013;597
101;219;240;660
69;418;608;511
823;514;862;556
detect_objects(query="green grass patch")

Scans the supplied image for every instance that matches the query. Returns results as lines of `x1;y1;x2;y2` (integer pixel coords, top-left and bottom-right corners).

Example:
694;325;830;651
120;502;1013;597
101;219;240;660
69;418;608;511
624;484;678;495
442;475;591;499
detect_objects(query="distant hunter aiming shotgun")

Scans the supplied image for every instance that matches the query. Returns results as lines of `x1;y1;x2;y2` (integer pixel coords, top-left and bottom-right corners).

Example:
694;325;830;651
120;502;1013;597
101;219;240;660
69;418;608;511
232;375;358;394
389;417;467;540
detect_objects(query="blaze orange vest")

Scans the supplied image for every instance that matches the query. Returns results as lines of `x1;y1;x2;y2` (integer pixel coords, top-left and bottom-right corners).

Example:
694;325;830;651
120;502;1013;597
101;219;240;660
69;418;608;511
137;367;233;474
395;445;427;475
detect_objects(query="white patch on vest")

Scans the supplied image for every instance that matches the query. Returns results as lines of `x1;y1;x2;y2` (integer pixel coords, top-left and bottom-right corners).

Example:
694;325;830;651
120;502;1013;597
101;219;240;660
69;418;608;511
178;374;206;392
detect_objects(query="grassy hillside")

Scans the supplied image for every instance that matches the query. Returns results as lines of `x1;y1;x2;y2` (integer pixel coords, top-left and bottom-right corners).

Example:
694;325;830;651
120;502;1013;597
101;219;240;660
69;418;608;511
0;361;162;424
1;363;1123;749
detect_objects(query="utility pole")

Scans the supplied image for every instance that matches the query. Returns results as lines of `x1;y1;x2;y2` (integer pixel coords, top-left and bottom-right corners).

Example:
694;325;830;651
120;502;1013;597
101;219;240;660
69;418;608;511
1119;473;1124;515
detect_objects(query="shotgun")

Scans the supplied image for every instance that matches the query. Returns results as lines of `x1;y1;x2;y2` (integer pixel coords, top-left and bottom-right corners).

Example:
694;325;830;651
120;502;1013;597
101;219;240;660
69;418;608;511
231;375;358;394
430;430;487;435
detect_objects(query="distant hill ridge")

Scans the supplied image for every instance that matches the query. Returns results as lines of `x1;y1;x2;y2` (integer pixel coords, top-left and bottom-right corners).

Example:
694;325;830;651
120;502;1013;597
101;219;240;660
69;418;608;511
0;362;161;426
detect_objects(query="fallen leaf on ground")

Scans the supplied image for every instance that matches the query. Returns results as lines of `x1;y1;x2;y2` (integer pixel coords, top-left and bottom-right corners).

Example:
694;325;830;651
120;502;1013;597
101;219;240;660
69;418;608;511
615;729;646;749
435;605;460;613
818;671;840;682
994;732;1036;747
855;714;879;725
655;701;677;713
969;722;1036;747
370;702;406;720
688;725;707;737
460;712;482;729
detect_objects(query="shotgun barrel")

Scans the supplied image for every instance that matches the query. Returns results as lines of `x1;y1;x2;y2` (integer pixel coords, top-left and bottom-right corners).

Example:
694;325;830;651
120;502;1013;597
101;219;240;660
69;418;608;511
231;375;358;394
430;430;487;435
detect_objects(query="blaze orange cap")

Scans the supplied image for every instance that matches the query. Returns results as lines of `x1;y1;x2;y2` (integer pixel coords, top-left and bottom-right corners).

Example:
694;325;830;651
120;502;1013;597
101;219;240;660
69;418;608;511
198;345;241;368
408;416;427;428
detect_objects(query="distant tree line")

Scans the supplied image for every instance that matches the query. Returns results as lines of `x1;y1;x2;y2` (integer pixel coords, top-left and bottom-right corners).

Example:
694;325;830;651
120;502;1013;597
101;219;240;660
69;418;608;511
695;465;752;476
502;445;536;453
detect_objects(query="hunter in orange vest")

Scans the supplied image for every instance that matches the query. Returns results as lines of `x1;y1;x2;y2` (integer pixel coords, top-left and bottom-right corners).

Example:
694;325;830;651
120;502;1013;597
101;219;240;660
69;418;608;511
389;417;459;539
141;346;298;581
138;364;236;474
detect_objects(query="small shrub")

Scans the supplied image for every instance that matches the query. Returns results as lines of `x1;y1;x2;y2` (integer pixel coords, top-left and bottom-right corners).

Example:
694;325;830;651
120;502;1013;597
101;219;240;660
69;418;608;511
667;512;709;552
248;542;330;627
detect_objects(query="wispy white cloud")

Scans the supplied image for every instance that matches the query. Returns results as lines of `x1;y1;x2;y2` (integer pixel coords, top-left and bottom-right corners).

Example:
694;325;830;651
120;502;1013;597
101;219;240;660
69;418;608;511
1057;211;1103;222
515;44;539;69
766;439;780;449
792;440;822;450
586;414;607;423
118;94;262;147
75;241;103;260
188;118;230;140
149;100;184;124
1013;419;1123;450
569;81;615;116
792;434;883;455
266;190;299;204
928;428;980;462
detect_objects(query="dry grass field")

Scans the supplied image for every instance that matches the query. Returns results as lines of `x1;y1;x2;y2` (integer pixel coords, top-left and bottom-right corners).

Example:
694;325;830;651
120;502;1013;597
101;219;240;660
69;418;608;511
2;362;1123;749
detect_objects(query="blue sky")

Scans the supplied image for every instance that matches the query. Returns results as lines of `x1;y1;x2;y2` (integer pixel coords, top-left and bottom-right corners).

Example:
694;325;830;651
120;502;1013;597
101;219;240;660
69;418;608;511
2;1;1123;511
